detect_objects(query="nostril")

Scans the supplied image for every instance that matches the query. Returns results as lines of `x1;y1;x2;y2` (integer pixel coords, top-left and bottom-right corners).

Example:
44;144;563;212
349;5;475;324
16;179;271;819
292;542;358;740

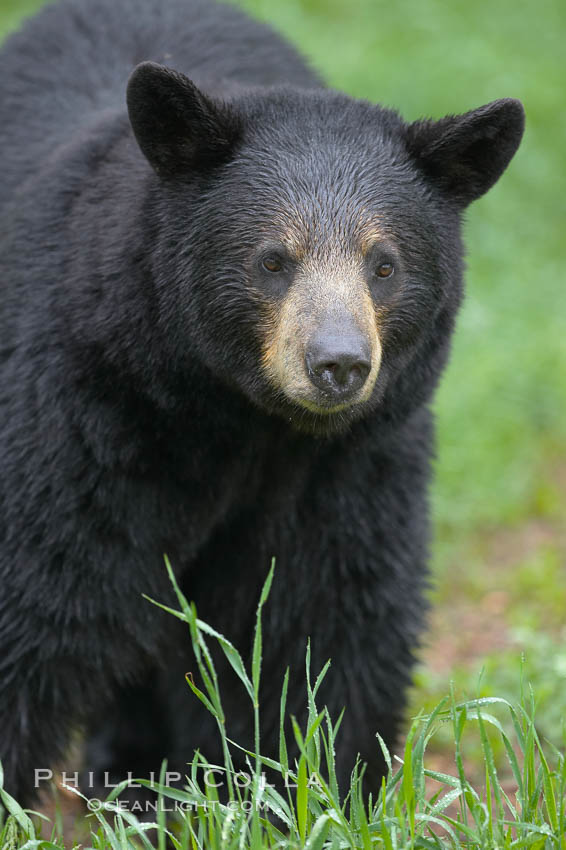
335;359;370;387
315;362;338;378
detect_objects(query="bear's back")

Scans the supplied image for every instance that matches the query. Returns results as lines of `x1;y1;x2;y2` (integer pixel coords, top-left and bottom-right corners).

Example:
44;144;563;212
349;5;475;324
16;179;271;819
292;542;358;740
0;0;319;203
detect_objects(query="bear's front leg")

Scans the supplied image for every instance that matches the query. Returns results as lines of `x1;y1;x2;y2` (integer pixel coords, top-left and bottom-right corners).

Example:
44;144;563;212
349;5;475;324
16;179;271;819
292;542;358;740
0;586;171;807
260;417;433;795
0;652;92;805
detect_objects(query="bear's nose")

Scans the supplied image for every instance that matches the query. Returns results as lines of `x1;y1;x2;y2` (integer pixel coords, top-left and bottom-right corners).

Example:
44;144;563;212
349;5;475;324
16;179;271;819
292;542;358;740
306;332;371;401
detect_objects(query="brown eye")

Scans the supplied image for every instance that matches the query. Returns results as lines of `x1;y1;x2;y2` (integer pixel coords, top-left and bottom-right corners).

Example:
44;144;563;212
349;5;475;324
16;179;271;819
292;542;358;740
262;256;283;273
376;262;394;279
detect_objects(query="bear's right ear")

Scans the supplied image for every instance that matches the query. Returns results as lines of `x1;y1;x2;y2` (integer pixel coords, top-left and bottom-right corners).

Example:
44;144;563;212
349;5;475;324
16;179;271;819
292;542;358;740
405;99;525;207
127;61;241;177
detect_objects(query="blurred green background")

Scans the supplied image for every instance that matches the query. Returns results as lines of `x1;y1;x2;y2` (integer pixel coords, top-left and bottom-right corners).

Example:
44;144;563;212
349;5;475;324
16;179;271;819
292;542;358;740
2;0;565;776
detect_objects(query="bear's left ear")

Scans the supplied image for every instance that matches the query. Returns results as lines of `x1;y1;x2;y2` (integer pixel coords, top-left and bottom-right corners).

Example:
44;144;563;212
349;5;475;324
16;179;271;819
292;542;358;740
405;99;525;207
127;61;242;177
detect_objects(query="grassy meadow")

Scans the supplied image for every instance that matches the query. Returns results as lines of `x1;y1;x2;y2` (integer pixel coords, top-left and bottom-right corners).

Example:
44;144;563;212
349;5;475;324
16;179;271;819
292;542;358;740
1;0;565;845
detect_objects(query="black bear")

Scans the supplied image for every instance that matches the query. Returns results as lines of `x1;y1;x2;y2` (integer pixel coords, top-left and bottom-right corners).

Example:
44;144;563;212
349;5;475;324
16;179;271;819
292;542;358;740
0;0;523;808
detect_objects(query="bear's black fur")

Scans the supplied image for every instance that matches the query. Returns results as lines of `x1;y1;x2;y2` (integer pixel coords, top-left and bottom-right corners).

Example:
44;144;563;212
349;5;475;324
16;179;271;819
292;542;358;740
0;0;524;807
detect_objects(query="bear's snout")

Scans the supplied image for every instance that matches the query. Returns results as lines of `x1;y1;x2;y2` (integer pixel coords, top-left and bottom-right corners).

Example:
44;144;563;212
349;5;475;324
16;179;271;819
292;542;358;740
305;324;371;402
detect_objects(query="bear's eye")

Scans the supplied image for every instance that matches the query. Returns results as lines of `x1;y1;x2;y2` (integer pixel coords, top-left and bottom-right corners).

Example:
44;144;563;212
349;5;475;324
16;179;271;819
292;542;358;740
262;256;283;273
375;262;394;279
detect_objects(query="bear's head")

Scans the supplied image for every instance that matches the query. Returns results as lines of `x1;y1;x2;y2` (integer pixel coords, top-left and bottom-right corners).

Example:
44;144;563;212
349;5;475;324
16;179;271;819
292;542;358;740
127;63;524;436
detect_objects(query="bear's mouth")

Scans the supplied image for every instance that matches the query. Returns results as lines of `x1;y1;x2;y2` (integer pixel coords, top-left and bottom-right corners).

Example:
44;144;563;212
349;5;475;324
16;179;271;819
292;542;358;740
282;395;370;438
295;396;362;416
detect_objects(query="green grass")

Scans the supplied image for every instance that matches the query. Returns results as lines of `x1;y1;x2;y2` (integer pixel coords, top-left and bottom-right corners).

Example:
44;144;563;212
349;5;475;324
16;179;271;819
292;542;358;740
2;566;566;849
